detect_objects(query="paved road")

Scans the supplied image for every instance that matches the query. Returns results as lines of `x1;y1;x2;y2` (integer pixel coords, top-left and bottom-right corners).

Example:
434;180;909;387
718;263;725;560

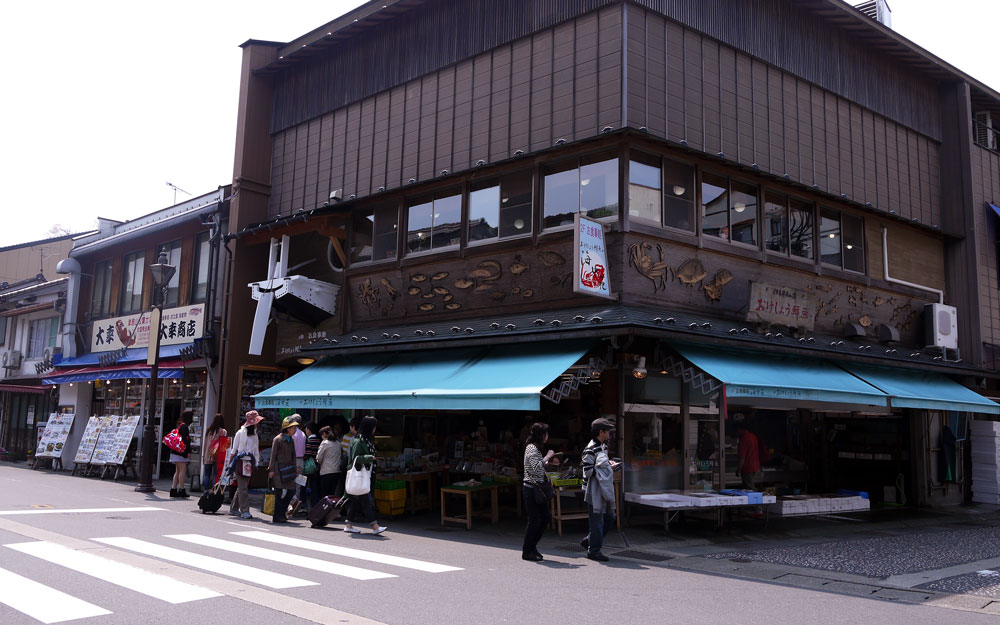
0;464;996;625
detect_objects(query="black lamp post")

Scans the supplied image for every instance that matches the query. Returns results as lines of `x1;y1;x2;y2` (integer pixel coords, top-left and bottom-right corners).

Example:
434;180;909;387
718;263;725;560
136;250;175;493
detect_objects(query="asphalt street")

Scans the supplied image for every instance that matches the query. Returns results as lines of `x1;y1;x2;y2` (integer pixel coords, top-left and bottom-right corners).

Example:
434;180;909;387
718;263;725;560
1;463;998;625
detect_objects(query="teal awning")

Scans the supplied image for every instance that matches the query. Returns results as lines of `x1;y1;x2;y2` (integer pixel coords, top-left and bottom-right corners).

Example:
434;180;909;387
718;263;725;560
254;341;593;411
841;364;1000;414
673;344;888;408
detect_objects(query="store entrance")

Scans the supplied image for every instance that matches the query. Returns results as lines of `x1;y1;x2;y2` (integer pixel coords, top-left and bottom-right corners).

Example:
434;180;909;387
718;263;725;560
158;398;181;479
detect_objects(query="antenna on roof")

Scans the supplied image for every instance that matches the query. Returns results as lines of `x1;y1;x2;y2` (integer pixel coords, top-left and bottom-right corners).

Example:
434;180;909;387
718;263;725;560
166;181;191;205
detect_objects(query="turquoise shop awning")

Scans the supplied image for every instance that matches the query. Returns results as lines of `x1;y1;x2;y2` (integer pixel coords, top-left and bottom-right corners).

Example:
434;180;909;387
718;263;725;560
254;341;594;411
841;364;1000;414
673;344;888;408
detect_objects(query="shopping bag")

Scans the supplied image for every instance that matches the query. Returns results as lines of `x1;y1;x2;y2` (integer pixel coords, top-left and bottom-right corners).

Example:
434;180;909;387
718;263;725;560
345;465;372;496
162;429;186;454
303;457;317;475
263;488;276;516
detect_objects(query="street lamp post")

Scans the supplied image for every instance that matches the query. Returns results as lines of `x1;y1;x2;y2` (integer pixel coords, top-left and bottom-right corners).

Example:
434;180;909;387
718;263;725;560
136;251;175;493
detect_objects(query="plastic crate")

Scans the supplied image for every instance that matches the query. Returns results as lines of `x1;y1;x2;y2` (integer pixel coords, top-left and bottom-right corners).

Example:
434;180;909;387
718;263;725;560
374;479;405;490
550;478;582;487
376;500;405;516
374;488;406;504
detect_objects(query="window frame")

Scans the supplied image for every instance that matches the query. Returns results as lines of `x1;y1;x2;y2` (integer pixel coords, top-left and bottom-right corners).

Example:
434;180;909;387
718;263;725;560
467;169;534;246
190;231;211;304
699;170;760;250
91;259;113;319
404;188;463;257
118;250;145;315
763;190;815;264
541;151;620;232
26;316;58;359
349;202;400;266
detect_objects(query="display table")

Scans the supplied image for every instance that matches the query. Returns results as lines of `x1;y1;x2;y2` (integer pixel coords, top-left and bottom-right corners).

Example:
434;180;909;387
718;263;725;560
388;470;439;515
441;484;499;529
550;480;621;536
625;491;777;532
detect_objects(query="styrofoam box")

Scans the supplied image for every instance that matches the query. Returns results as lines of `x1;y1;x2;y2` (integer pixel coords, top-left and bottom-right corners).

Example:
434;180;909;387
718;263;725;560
972;494;1000;505
971;421;1000;434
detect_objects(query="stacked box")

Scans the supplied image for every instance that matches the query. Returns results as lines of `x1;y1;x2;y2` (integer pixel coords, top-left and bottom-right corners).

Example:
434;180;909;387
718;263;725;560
721;489;764;505
374;485;406;516
765;494;870;516
971;421;1000;504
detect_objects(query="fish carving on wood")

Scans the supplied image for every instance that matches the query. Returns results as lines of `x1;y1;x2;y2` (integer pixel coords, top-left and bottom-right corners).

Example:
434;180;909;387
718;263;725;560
702;268;733;301
674;258;707;287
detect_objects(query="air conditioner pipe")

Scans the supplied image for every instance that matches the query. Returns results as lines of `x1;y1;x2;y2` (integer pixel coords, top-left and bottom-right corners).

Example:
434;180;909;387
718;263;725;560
881;227;944;304
55;258;82;358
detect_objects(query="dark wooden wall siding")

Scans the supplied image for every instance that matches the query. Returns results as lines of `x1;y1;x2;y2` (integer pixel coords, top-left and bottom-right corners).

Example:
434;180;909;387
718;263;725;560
972;146;1000;347
630;0;941;140
270;0;619;134
624;6;943;227
268;7;623;217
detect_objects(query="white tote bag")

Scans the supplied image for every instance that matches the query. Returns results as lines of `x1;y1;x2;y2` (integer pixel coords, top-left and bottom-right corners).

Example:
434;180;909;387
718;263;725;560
345;465;372;496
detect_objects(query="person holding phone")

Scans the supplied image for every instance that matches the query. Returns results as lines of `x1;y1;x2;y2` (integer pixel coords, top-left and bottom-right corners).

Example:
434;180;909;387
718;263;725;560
580;418;619;562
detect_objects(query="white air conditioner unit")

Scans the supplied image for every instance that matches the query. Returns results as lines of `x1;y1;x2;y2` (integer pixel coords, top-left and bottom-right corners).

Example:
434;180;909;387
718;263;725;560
923;303;958;350
975;111;997;150
2;350;22;369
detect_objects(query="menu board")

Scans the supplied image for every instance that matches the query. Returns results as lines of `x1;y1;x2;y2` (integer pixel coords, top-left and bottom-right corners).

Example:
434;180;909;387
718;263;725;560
35;413;75;459
107;416;140;465
73;417;104;464
90;416;124;465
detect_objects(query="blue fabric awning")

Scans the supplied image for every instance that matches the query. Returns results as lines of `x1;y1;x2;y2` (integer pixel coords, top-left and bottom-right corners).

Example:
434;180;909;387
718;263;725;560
54;343;194;368
989;203;1000;219
43;367;184;385
672;344;889;408
254;341;594;411
841;364;1000;414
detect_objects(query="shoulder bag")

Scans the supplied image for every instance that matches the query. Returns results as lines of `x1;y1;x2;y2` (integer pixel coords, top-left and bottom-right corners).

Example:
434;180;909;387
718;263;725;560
162;429;186;454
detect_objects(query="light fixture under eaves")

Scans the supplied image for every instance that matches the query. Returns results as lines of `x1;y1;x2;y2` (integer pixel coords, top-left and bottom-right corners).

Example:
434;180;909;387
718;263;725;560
632;356;647;380
672;185;686;196
297;357;316;366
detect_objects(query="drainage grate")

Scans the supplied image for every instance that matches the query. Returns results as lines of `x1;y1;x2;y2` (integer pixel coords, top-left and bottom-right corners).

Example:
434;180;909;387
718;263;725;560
729;557;753;563
615;550;673;562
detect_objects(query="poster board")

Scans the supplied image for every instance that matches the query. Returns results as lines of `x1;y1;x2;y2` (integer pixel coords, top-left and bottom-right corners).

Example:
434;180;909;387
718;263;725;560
73;416;104;464
105;415;139;465
35;413;75;459
90;416;124;465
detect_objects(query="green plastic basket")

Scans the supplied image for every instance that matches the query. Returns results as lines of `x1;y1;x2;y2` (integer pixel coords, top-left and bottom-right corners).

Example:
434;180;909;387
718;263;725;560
374;479;405;490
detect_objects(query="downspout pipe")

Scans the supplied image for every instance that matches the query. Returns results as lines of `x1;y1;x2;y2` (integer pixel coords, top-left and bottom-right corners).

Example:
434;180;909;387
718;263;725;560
55;258;82;358
881;227;944;304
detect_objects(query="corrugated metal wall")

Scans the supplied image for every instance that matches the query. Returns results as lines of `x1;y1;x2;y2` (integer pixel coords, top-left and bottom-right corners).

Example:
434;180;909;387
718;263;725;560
624;5;942;227
268;5;623;217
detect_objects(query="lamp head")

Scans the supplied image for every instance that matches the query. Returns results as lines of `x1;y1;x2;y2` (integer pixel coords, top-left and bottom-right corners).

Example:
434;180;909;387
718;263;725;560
149;249;176;289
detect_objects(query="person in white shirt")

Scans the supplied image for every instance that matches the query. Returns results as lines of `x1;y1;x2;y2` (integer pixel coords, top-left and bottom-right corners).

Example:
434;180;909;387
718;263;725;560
316;425;344;499
225;410;262;519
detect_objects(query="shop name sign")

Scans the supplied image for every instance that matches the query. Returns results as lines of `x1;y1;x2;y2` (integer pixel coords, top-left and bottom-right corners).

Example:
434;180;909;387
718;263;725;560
91;305;205;353
746;282;815;330
573;214;612;299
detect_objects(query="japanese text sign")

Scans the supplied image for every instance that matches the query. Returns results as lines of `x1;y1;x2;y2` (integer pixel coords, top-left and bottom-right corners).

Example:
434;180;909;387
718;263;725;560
90;305;205;353
573;214;612;299
746;282;815;330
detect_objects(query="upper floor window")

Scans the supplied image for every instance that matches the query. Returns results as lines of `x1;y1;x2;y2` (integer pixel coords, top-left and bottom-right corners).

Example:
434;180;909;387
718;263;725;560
764;191;814;261
0;316;7;346
820;208;865;273
91;260;113;319
160;240;182;308
406;190;461;255
628;153;695;232
119;250;145;315
701;172;758;246
543;154;619;229
191;232;211;304
351;204;398;264
469;170;533;243
27;317;58;359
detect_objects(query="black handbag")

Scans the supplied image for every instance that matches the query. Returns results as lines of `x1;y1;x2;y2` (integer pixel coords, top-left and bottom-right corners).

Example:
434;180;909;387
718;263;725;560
531;480;554;505
277;462;297;482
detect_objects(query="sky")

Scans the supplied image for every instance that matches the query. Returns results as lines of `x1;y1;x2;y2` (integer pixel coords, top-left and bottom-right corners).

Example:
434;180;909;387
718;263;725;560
0;0;997;247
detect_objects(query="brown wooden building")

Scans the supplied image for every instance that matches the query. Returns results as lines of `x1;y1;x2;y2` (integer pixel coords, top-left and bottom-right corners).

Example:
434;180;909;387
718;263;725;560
223;0;1000;511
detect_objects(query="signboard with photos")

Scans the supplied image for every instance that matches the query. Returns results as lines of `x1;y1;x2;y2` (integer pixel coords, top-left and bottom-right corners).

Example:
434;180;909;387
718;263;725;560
90;305;205;353
73;417;104;464
35;413;75;459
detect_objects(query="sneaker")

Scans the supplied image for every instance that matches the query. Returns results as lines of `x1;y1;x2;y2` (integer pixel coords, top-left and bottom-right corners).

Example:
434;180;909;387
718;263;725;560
372;526;388;536
343;526;361;534
586;552;609;562
228;509;240;517
240;512;253;520
580;537;590;550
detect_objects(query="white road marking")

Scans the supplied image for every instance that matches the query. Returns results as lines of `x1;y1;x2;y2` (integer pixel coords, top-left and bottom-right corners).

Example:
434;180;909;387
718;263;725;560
232;531;463;573
166;534;396;581
0;566;111;624
0;507;165;516
93;537;318;589
5;541;221;603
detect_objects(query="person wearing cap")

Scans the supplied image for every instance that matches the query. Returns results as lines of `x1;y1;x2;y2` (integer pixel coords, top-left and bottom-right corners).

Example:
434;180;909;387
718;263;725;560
580;418;619;562
268;416;300;523
226;410;262;519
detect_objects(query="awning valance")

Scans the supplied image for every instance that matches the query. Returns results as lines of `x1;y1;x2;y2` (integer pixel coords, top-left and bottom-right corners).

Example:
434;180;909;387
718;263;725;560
672;344;889;408
54;343;195;368
841;363;1000;415
43;360;186;385
254;341;594;411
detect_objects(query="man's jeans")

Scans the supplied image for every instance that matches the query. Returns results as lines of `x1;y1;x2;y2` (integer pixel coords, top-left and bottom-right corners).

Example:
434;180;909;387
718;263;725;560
588;509;616;555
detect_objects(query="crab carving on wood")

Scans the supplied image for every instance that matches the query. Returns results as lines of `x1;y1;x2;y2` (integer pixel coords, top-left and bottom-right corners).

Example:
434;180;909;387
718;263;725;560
628;242;668;292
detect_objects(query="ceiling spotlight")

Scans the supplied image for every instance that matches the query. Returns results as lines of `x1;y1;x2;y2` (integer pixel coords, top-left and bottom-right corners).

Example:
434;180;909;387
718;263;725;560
632;356;647;380
296;357;316;366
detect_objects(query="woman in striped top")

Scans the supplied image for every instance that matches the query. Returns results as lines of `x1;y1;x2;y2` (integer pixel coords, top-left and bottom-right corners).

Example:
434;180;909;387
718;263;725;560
522;422;559;561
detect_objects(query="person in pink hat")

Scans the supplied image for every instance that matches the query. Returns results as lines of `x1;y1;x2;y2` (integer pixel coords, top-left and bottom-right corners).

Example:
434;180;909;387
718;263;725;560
225;410;263;519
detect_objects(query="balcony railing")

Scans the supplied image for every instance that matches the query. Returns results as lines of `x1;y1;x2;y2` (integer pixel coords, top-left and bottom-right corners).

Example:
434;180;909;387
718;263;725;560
973;118;1000;153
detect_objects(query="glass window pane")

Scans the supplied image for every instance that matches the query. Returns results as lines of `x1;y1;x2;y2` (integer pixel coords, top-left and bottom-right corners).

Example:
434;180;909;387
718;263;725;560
499;170;532;238
789;198;814;260
119;251;144;315
372;204;398;261
544;163;579;229
351;209;375;263
192;232;211;303
629;154;661;225
842;213;865;273
431;193;462;249
469;180;500;242
580;157;618;220
663;159;695;232
701;172;729;239
820;209;841;266
48;316;58;347
730;180;757;246
92;260;112;318
161;240;182;308
764;191;788;254
407;200;433;254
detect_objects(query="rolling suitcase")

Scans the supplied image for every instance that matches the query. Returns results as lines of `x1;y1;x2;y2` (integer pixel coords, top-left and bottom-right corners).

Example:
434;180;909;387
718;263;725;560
309;495;346;527
198;483;225;514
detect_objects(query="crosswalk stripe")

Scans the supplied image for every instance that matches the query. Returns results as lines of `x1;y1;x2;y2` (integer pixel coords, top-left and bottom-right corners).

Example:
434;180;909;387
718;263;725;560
166;534;396;581
0;507;165;516
232;531;463;573
5;541;221;604
92;537;318;590
0;566;111;624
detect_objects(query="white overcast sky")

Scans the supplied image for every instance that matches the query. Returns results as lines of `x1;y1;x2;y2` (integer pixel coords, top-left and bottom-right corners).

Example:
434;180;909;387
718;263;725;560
0;0;997;248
